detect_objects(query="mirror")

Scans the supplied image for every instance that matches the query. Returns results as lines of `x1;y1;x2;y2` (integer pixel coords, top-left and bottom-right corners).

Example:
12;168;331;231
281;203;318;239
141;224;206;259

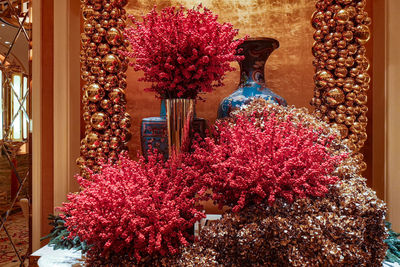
0;0;32;265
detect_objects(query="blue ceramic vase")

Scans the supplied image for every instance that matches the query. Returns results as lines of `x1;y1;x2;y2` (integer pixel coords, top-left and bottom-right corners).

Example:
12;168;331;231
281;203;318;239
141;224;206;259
217;37;287;119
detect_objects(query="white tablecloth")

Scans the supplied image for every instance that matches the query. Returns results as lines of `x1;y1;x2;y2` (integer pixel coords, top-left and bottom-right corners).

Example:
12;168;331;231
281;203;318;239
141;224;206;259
32;245;400;267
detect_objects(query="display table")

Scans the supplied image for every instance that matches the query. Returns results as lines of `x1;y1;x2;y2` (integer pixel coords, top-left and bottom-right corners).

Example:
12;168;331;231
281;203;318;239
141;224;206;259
30;245;400;267
30;245;83;266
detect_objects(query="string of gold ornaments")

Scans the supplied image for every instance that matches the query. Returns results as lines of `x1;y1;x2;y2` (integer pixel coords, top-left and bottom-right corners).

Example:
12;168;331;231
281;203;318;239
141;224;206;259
77;0;131;176
310;0;370;172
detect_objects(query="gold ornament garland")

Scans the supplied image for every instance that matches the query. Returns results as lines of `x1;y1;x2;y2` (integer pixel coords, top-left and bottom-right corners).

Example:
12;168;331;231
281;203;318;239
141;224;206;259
78;0;131;175
310;0;370;172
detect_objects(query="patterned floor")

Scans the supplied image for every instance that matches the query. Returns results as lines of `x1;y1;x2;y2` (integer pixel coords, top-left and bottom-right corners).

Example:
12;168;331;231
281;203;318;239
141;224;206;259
0;211;29;266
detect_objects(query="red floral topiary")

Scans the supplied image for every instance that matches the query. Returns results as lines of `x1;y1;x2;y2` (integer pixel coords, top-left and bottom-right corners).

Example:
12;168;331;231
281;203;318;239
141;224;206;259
122;5;245;99
60;154;206;263
190;110;346;212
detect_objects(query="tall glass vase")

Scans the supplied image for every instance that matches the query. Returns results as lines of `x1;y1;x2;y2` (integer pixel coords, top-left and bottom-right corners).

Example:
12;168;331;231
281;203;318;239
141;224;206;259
140;100;206;160
217;37;287;118
166;99;195;159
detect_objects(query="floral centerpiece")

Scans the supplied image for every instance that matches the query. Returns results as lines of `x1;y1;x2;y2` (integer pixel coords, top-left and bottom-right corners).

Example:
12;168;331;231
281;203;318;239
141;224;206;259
122;5;244;99
60;154;207;265
60;100;388;266
122;5;246;157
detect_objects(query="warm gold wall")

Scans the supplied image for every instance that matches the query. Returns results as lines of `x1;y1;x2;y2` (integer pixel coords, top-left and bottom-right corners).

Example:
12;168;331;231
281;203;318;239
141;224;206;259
125;0;316;156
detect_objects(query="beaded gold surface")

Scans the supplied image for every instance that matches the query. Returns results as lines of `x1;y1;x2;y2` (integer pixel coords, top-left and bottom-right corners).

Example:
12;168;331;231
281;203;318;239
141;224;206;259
310;0;371;172
78;0;131;174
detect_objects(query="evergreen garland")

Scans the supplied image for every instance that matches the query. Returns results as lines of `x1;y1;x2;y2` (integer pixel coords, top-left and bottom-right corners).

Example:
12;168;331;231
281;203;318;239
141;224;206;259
41;214;88;251
385;221;400;263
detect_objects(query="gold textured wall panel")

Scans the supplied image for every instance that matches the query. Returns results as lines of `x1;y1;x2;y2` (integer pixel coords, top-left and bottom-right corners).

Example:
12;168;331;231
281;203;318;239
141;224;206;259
125;0;316;157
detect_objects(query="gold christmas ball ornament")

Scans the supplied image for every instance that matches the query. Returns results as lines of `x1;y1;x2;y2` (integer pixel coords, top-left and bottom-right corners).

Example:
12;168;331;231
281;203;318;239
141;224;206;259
83;111;92;124
335;67;348;78
347;44;358;55
106;27;122;46
355;93;368;105
106;74;118;86
355;25;370;45
110;136;120;149
82;5;95;20
337;40;347;49
86;132;100;149
359;132;368;143
97;43;110;56
103;3;113;12
102;11;110;20
358;114;368;124
336;105;347;114
346;92;356;101
84;22;95;35
327;109;337;119
102;54;121;73
112;114;121;122
315;70;333;87
342;30;354;42
350;122;363;134
90;65;101;75
92;33;103;43
334;123;349;139
88;149;97;158
327;48;338;58
90;112;110;130
334;9;349;24
364;16;372;26
119;117;131;129
101;19;110;29
110;122;118;130
108;88;126;104
109;19;117;27
81;33;91;47
346;106;355;115
100;98;112;110
110;8;121;19
88;103;98;113
326;88;345;106
119;78;127;89
336;57;346;67
76;156;86;167
338;49;349;58
333;113;345;124
113;104;124;113
345;6;357;18
114;129;122;136
116;18;126;29
98;69;107;77
332;32;342;42
85;83;105;102
93;2;102;10
336;78;345;87
311;11;325;29
345;115;356;126
103;83;113;92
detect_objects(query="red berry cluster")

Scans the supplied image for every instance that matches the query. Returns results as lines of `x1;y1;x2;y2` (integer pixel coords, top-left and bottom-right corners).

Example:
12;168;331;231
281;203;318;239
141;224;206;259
121;5;245;99
190;110;346;212
61;154;206;262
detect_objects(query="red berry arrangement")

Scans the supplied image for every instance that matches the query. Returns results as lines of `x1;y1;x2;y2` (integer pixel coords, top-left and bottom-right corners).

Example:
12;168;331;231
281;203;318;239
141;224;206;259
190;109;346;212
121;5;245;99
60;154;206;263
